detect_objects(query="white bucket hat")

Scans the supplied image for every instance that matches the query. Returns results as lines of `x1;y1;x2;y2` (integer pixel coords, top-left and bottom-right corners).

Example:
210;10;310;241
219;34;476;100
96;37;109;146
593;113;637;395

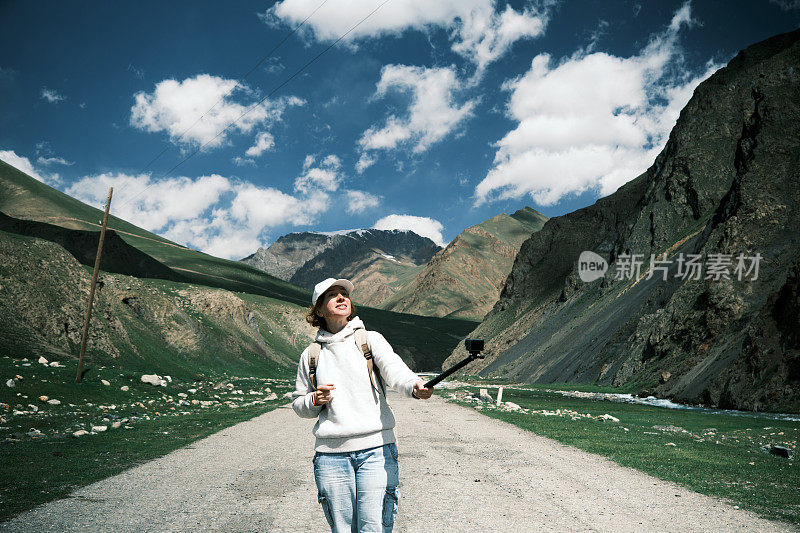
312;278;354;305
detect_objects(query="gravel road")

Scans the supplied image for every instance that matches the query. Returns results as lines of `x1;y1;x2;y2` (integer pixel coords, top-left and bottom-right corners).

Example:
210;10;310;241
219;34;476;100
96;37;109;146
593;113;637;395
1;391;792;532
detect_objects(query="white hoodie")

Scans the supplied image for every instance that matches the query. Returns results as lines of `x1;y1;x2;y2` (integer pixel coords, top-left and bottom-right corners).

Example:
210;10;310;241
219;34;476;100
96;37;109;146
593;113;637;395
292;317;421;452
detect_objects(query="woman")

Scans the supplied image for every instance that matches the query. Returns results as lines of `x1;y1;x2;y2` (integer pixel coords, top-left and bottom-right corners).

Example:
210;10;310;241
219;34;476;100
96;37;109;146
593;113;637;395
292;277;433;532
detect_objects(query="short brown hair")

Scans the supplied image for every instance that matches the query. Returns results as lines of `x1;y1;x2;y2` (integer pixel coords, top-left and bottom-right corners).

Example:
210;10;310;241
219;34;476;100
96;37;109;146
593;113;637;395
305;298;357;329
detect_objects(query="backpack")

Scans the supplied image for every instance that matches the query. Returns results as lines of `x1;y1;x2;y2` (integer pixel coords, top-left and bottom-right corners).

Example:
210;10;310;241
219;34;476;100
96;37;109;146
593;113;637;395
307;327;385;395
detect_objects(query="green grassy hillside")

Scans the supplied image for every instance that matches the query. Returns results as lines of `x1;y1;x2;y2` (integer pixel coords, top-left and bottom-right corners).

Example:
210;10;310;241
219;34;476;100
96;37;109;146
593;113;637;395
0;159;476;372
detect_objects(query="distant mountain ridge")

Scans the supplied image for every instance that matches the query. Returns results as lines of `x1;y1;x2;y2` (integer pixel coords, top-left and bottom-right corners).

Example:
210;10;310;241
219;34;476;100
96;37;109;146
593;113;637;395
241;229;441;306
383;207;548;320
444;29;800;413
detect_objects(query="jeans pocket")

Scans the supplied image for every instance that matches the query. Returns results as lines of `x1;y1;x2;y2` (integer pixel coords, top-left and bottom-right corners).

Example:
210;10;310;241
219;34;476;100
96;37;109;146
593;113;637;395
318;493;334;528
382;487;399;529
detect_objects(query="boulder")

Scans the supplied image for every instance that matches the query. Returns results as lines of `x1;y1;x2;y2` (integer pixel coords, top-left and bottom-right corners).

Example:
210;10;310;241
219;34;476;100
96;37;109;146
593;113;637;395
141;374;163;386
504;402;522;411
72;430;89;437
101;379;110;386
477;388;493;403
660;371;672;384
47;399;61;405
283;391;294;400
38;356;48;364
598;414;620;422
120;386;130;392
5;379;15;388
111;421;122;429
38;395;49;402
91;425;108;433
265;392;278;401
769;445;793;459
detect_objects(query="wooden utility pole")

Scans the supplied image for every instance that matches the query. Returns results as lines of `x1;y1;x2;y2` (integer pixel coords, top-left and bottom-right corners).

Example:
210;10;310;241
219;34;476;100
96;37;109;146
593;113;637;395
76;187;113;383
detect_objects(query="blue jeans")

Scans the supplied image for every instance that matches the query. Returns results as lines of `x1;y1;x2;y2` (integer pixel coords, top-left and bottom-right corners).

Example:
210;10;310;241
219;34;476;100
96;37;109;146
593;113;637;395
313;443;400;533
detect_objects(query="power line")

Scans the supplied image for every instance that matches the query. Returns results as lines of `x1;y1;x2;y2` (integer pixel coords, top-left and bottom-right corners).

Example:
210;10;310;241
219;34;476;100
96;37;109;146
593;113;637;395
117;0;392;213
134;0;331;177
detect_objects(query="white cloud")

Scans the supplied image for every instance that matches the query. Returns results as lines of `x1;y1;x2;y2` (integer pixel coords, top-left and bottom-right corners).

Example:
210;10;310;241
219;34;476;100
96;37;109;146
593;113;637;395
65;170;332;260
129;74;304;149
0;149;60;184
358;65;477;163
267;0;550;75
475;3;719;206
40;87;66;103
127;63;145;79
355;153;377;174
373;214;446;247
345;191;380;213
37;156;74;166
294;154;342;194
67;173;232;231
232;156;256;167
245;131;275;157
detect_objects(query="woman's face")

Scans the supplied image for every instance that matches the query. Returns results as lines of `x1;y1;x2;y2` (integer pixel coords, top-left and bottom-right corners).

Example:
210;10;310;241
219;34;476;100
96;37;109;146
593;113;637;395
318;285;351;321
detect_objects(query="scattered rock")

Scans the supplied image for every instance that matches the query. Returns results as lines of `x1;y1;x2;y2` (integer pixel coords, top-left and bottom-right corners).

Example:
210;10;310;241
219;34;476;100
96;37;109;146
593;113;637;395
72;430;89;438
120;386;130;392
101;379;110;386
653;425;688;434
597;414;620;422
38;356;48;364
91;425;108;433
6;379;15;388
478;388;493;403
47;399;61;405
769;446;793;459
141;374;166;386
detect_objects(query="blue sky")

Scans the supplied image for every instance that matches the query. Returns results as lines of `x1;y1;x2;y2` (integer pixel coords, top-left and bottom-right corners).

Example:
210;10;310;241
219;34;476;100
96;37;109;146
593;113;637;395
1;1;799;259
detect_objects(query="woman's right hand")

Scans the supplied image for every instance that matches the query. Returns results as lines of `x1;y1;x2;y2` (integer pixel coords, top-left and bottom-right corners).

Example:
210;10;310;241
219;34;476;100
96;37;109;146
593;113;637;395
314;383;335;406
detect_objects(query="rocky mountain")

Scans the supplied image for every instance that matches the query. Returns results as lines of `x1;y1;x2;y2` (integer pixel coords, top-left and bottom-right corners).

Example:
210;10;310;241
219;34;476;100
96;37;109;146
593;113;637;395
240;232;330;282
242;229;441;306
383;207;548;320
444;29;800;413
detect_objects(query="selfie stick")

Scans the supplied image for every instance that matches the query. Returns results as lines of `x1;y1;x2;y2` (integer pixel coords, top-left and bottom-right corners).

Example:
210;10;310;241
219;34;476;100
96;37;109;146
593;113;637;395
424;339;485;388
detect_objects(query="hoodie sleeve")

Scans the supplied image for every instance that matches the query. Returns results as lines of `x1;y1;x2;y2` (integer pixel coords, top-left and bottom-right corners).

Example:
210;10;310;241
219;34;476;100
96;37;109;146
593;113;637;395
292;346;323;418
369;331;421;398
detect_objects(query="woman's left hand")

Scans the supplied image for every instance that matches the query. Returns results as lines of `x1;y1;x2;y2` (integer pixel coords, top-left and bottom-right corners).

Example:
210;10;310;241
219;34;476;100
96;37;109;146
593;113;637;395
413;381;433;399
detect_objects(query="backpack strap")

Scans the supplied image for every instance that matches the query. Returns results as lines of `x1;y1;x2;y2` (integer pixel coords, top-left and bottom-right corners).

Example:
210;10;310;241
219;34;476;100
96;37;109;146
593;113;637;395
354;328;385;395
307;342;322;390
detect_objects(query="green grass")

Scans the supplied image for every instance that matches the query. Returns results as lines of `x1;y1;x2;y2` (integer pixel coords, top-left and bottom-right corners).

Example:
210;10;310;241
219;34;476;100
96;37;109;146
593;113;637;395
447;384;800;526
0;355;293;522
